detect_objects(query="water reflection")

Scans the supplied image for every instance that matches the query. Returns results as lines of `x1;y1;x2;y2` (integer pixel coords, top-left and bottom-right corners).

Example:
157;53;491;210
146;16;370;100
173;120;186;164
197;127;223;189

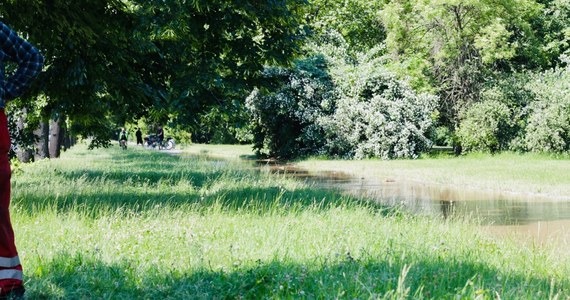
264;165;570;227
264;164;570;246
440;200;455;220
179;153;570;244
486;220;570;251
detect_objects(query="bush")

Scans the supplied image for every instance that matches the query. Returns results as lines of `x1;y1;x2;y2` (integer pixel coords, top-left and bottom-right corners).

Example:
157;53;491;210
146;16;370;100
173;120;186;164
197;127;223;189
247;35;439;160
246;55;335;158
428;126;453;147
456;100;514;152
525;101;570;152
524;63;570;152
321;53;438;159
455;63;570;154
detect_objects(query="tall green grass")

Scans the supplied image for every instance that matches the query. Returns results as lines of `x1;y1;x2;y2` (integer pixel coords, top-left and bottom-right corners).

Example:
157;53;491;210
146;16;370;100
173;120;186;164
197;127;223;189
10;145;570;299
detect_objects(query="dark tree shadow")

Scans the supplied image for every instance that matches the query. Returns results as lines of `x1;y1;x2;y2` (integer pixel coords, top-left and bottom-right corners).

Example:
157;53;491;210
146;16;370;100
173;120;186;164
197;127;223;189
26;251;569;299
14;183;388;218
57;168;225;190
14;148;390;217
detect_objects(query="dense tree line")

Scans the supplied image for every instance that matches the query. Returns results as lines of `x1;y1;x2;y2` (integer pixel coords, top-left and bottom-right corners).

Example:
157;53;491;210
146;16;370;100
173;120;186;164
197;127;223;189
249;0;570;158
1;0;306;160
1;0;569;161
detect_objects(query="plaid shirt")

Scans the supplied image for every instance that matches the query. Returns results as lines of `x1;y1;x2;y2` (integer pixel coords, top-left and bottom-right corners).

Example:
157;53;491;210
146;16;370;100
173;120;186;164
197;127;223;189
0;21;44;109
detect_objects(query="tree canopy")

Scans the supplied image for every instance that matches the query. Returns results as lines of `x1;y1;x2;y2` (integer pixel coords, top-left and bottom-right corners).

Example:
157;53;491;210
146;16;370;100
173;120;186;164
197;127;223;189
1;0;569;159
1;0;308;147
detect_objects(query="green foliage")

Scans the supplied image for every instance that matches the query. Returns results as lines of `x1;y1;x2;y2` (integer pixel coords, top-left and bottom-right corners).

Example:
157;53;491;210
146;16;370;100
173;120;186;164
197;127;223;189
246;55;335;158
382;0;544;126
1;0;309;146
429;126;454;147
1;0;158;149
136;0;309;143
457;100;514;152
456;64;570;154
539;0;570;64
524;63;570;152
307;0;386;52
321;52;438;159
455;72;534;153
5;0;570;157
68;115;116;149
191;102;252;144
480;73;534;109
5;109;35;159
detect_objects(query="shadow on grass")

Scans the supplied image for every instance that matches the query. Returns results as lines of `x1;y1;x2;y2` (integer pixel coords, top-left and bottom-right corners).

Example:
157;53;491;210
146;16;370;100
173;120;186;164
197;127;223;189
14;184;387;218
57;168;225;190
14;148;389;217
27;251;568;299
56;150;246;189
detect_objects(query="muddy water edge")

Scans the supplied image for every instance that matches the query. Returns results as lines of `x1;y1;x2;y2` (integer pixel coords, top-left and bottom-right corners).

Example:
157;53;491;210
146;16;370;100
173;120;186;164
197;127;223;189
264;162;570;250
179;150;570;249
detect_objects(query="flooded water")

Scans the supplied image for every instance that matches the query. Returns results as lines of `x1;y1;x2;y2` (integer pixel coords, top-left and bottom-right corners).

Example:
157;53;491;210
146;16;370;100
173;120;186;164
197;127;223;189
266;164;570;246
178;152;570;245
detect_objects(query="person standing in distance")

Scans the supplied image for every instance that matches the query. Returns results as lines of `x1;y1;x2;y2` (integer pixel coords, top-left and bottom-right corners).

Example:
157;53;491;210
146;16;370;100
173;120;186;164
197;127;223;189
156;126;164;149
135;127;143;146
0;21;44;298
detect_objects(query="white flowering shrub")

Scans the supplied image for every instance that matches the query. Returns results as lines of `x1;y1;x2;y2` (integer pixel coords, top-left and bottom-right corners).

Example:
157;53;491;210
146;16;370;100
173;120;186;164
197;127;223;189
247;34;438;160
246;55;335;158
524;63;570;152
321;54;438;159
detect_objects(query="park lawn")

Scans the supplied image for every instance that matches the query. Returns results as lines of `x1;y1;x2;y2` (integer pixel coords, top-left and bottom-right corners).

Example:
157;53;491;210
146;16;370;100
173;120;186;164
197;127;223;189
180;143;256;160
183;144;570;199
10;144;570;299
297;152;570;200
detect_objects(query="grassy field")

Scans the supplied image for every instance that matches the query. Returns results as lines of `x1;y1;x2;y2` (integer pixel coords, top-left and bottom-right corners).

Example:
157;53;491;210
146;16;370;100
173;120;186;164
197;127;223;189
181;143;257;160
297;152;570;200
10;144;570;299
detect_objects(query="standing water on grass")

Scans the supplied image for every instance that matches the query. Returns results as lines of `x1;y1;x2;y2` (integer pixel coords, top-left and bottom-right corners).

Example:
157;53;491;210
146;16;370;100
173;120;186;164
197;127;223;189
265;164;570;246
181;151;570;246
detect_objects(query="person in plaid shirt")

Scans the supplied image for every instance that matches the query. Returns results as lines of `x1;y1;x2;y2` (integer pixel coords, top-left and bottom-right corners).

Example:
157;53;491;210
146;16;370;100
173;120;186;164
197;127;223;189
0;20;43;299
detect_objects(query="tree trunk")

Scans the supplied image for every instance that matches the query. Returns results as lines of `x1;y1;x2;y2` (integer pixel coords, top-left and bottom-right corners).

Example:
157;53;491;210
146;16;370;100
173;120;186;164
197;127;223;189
49;117;63;158
57;116;77;151
15;110;33;163
34;120;50;160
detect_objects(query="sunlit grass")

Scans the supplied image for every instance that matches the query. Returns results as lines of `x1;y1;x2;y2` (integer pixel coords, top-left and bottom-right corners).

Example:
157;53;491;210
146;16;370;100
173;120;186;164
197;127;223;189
298;151;570;199
181;143;256;160
9;144;570;299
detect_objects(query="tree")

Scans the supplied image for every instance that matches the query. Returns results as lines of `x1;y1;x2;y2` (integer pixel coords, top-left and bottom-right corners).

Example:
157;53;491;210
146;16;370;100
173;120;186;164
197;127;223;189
307;0;387;53
2;0;157;152
133;0;309;143
539;0;570;63
382;0;544;127
2;0;309;151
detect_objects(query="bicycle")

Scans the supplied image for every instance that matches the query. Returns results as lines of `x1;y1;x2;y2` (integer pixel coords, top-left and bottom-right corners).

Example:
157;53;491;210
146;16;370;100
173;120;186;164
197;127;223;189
161;137;176;150
145;135;175;150
119;139;127;150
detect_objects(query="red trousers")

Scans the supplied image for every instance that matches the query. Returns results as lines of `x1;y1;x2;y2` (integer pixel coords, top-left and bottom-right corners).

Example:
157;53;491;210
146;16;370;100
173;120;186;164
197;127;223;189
0;109;23;293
